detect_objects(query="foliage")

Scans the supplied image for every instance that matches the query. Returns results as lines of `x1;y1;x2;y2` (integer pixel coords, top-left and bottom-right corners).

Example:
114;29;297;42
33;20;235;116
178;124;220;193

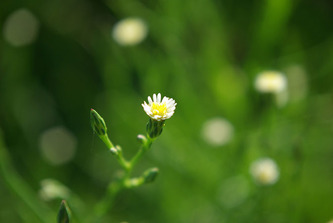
1;0;333;222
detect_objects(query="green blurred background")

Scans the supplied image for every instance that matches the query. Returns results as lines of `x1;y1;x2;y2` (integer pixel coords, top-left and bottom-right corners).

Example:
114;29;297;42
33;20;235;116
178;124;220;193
1;0;333;222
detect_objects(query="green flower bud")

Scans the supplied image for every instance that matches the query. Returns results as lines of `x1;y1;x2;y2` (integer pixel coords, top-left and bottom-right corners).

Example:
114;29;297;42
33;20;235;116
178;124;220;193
90;109;107;136
57;200;71;223
143;167;159;183
90;109;114;149
146;118;165;139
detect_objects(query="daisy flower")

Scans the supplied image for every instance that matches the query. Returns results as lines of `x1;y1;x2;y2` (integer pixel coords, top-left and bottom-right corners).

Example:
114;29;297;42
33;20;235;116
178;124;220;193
254;71;287;94
250;157;279;185
112;17;148;46
142;93;177;121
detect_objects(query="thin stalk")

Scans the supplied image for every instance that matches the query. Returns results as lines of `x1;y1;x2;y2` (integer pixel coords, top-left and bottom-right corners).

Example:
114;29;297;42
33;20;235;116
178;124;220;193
114;147;130;171
93;136;153;219
129;138;152;171
101;134;114;150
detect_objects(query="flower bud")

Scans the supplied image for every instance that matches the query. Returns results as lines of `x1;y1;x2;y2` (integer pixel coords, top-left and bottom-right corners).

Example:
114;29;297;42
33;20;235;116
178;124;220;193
137;134;147;144
57;200;71;223
90;109;107;136
90;109;115;149
146;118;165;139
143;167;159;183
110;147;118;155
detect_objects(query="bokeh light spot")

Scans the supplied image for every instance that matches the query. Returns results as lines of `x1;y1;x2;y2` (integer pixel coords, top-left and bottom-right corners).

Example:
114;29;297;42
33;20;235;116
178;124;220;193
39;126;77;165
201;117;234;147
112;17;148;46
3;8;39;47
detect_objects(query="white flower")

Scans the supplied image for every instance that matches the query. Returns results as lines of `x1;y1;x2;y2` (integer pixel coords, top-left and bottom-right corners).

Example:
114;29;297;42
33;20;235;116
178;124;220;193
39;179;70;201
142;93;176;121
201;117;234;147
254;71;287;94
112;17;148;46
250;157;279;185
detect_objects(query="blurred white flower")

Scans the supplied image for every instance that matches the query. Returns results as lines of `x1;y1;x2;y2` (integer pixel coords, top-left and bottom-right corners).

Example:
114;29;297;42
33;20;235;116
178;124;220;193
39;126;77;165
39;179;70;201
112;17;148;46
142;93;177;121
3;8;39;47
250;157;279;185
201;117;234;147
254;71;287;94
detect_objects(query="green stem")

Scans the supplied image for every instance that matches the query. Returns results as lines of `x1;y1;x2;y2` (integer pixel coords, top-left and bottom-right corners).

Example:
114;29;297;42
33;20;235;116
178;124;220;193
94;180;122;219
93;136;153;220
115;147;130;171
101;134;114;149
129;138;152;171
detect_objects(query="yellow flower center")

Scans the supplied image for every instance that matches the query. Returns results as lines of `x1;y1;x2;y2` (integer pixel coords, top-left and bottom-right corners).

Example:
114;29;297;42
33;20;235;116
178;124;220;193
258;171;272;183
151;102;167;117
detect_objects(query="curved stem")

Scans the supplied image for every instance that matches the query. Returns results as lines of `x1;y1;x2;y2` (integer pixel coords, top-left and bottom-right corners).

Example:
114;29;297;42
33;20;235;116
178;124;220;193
115;147;130;171
129;138;152;169
93;136;153;220
101;134;114;150
94;180;122;219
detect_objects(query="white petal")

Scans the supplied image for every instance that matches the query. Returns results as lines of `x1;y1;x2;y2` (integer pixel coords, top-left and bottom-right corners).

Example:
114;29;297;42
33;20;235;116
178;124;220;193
142;101;148;108
148;96;152;105
143;105;149;112
153;94;157;102
157;93;161;103
166;99;172;105
167;108;174;113
167;100;175;107
161;96;167;104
